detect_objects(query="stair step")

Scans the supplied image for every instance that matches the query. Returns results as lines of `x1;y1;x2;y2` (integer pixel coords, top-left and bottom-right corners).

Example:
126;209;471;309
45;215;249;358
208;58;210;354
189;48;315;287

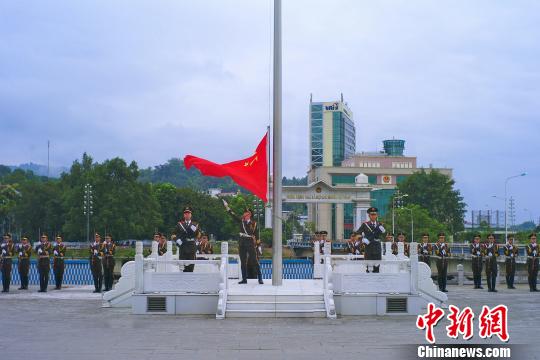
226;309;327;318
227;295;323;302
226;301;325;311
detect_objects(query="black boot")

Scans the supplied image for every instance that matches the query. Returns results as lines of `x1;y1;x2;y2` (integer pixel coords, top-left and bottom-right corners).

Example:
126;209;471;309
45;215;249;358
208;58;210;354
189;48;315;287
238;279;247;284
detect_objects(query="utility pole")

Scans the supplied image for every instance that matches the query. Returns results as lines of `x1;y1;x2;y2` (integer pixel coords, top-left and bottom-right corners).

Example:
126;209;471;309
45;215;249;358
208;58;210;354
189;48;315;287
47;140;50;180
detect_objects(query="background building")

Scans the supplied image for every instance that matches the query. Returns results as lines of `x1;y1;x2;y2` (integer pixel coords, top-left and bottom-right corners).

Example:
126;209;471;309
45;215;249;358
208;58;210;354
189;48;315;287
310;94;355;168
307;139;452;240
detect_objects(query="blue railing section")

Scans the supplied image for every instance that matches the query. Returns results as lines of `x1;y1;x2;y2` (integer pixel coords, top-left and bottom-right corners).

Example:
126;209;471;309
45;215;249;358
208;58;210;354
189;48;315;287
3;259;315;285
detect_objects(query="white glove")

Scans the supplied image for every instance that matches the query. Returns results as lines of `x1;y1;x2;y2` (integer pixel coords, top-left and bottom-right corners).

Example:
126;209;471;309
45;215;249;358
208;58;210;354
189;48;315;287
93;249;98;255
362;238;370;245
533;243;537;248
190;225;197;232
488;253;492;257
19;252;22;257
510;253;514;257
176;239;183;246
257;246;262;254
1;249;6;255
509;246;513;250
378;225;385;232
38;249;43;254
441;250;446;256
533;251;537;257
54;250;59;256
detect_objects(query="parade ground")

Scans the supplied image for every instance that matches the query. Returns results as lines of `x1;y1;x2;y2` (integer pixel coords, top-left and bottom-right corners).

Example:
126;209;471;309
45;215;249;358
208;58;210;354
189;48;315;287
1;284;539;360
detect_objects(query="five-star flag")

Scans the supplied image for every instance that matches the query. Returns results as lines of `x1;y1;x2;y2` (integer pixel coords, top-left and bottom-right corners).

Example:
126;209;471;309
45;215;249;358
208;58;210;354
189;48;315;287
183;133;268;202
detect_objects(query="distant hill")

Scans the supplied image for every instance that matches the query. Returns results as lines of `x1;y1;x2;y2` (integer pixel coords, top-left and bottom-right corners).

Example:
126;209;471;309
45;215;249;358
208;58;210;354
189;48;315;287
7;163;68;178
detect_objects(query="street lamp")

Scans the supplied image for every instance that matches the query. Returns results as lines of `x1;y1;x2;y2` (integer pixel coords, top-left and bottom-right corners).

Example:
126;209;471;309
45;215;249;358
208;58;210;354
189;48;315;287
392;191;408;235
504;173;527;242
252;198;264;240
83;184;93;243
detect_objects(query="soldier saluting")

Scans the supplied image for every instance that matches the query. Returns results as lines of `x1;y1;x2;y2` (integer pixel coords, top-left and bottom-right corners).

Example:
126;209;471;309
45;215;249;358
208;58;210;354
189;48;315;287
526;233;539;292
52;235;67;290
223;199;263;284
418;233;432;266
503;234;518;289
89;233;104;293
36;234;52;292
156;233;167;256
1;233;15;293
17;237;32;290
433;232;450;292
357;207;386;273
483;233;499;292
470;234;483;289
173;207;201;273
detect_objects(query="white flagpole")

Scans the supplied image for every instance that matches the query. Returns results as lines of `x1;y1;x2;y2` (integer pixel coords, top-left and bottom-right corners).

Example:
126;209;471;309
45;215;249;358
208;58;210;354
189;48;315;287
272;0;283;286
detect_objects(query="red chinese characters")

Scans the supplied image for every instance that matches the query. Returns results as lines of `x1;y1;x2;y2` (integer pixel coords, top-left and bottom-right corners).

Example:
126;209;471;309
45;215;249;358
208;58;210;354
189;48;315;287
479;305;509;342
446;305;474;340
416;303;445;344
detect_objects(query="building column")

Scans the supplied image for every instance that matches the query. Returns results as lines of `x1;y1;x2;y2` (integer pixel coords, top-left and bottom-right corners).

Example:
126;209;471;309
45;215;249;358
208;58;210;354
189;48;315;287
335;203;344;241
317;203;332;235
353;201;367;231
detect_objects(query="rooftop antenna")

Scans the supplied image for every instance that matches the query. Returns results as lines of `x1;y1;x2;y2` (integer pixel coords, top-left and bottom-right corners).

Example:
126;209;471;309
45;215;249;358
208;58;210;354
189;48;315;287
341;93;343;102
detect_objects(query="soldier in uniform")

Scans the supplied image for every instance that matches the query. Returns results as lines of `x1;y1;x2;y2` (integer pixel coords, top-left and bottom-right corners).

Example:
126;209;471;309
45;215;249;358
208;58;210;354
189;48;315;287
36;234;52;292
17;236;32;290
346;232;361;256
392;232;410;257
526;233;539;292
503;235;518;289
52;235;67;290
470;234;483;289
103;235;116;292
157;233;167;256
433;232;450;292
357;207;386;273
418;233;432;266
198;233;214;255
1;233;15;292
173;206;201;273
320;230;331;255
483;233;499;292
89;233;104;293
223;200;263;284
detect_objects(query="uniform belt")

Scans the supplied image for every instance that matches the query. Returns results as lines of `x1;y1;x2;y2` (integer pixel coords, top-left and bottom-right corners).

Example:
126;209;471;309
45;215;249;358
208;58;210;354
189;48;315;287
104;255;114;257
39;256;49;258
527;256;538;259
239;233;252;238
2;256;13;259
184;238;195;242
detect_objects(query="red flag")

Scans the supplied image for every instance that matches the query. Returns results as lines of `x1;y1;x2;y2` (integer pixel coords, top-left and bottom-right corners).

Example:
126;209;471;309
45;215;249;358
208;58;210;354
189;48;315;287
184;133;268;202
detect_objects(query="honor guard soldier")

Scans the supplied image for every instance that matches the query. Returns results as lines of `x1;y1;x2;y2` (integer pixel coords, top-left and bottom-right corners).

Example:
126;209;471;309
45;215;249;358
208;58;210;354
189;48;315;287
503;235;518;289
311;231;321;264
223;200;263;284
52;235;67;290
470;234;483;289
198;233;213;255
433;232;450;292
392;232;410;257
17;237;32;290
36;234;52;292
526;233;539;292
173;206;201;272
357;207;386;273
1;233;15;292
89;233;104;293
483;233;499;292
347;232;362;256
157;233;167;256
418;233;432;266
320;230;331;255
103;235;116;292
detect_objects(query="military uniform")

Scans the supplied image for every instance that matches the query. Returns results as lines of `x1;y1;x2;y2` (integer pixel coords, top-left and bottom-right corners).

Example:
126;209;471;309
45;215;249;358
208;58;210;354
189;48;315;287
103;240;116;291
174;207;201;273
357;207;386;273
226;205;262;284
36;239;52;292
199;240;213;255
503;242;518;289
89;239;104;293
470;240;483;289
1;238;15;292
392;240;410;257
157;241;167;256
53;238;67;290
17;240;32;290
483;241;499;292
418;242;432;266
526;242;539;292
433;240;450;292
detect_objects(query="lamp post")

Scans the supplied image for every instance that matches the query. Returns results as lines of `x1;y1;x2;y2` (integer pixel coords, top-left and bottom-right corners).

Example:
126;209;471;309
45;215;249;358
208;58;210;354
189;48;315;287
83;184;93;243
253;198;264;240
504;173;527;243
392;191;408;235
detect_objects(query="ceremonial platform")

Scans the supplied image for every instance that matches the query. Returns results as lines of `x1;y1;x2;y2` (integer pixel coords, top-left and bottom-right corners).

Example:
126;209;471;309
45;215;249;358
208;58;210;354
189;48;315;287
103;239;447;318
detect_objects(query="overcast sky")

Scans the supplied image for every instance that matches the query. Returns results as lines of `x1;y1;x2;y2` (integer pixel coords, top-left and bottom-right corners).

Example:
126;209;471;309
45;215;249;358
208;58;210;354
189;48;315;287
1;0;539;223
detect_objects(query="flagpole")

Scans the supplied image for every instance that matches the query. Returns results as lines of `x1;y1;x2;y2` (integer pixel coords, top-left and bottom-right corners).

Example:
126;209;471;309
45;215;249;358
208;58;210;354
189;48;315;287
272;0;283;286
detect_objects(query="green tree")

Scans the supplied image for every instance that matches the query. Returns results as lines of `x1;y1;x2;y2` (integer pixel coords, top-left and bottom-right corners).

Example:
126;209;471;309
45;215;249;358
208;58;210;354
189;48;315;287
395;169;466;233
386;204;449;242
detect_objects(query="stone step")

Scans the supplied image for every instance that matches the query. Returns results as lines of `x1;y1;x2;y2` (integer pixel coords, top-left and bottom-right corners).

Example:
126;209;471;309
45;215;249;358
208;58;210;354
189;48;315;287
227;294;323;302
226;309;327;318
227;300;326;311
